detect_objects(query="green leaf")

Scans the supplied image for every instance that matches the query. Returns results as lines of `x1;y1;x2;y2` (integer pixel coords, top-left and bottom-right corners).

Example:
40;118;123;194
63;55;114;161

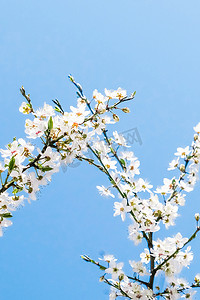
40;166;53;172
187;155;192;160
120;159;126;168
110;179;116;186
48;116;53;131
55;107;61;113
68;74;74;82
8;156;15;172
81;255;90;262
110;147;115;154
12;187;23;194
52;99;64;114
0;213;13;218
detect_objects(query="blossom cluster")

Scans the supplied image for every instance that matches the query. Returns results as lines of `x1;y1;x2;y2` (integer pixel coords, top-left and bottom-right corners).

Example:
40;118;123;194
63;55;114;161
91;118;200;299
1;77;200;299
0;79;132;238
83;85;200;298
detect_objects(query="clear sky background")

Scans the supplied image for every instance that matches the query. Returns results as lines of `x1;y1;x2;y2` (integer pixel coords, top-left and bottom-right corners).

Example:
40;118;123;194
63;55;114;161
1;1;200;299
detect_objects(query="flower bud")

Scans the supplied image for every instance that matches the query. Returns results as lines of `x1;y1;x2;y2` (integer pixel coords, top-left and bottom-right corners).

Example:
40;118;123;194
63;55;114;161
113;114;119;122
28;187;33;193
195;213;200;222
194;274;200;283
118;273;124;281
185;293;191;298
99;276;104;282
131;91;136;98
194;134;199;141
179;164;185;172
68;74;74;82
20;86;25;96
122;107;130;113
98;109;106;114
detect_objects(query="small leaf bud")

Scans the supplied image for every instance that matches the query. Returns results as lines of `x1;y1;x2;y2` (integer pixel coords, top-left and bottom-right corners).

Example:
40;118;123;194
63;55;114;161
122;107;130;113
195;213;200;222
99;276;104;282
113;114;119;122
179;164;185;173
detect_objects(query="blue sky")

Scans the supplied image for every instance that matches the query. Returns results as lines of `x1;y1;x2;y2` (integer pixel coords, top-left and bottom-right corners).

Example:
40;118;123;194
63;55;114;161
1;0;200;299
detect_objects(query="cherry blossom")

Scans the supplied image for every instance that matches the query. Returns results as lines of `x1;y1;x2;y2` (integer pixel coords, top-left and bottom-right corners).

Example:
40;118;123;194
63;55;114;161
1;77;200;299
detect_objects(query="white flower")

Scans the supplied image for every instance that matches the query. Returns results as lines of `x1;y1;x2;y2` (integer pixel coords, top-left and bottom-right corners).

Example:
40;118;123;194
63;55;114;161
163;203;178;228
19;102;32;114
102;157;117;170
136;178;153;193
175;146;191;158
155;178;176;195
127;160;140;176
93;89;106;103
173;233;188;248
96;185;115;198
172;193;186;206
179;181;194;192
113;199;132;221
104;88;127;100
168;277;189;289
100;255;117;263
104;88;117;100
194;122;200;134
129;260;149;276
115;88;127;100
18;138;34;155
112;131;129;147
35;103;55;119
120;151;138;161
25;118;47;139
105;261;124;280
168;158;179;171
70;105;90;123
140;248;150;264
93;140;109;155
177;246;193;267
128;223;143;245
0;140;20;158
109;289;117;300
